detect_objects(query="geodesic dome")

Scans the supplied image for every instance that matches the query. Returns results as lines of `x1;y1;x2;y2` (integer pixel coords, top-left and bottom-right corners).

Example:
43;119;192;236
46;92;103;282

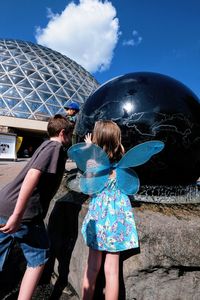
0;39;99;120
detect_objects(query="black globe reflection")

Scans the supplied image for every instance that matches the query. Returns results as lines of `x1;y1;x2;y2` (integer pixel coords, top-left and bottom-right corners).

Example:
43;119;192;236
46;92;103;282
76;72;200;185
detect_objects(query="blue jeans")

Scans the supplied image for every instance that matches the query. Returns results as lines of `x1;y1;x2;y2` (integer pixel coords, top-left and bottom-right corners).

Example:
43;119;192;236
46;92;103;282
0;217;50;271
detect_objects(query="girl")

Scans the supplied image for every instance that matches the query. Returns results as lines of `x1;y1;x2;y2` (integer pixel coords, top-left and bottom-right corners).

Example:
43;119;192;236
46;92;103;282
81;120;139;300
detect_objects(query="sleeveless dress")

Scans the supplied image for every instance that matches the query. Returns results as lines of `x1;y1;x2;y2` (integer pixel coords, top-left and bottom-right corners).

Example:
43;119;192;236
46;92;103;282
81;178;139;252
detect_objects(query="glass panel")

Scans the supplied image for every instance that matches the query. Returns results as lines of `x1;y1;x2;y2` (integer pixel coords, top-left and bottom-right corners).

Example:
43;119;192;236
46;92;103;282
29;79;43;89
47;77;59;85
0;55;10;62
16;54;27;61
13;101;30;112
11;49;23;56
16;78;33;89
21;68;34;76
35;104;50;115
31;62;44;70
9;68;24;76
17;86;32;98
3;86;22;99
47;105;60;115
40;67;51;74
0;98;6;108
25;91;42;102
29;72;43;81
37;83;51;93
37;91;51;102
0;64;5;73
13;111;31;119
0;84;12;93
56;77;66;86
47;83;60;93
2;97;20;108
8;75;24;84
0;109;11;116
22;62;34;70
55;95;68;106
0;75;12;85
5;59;16;66
56;88;67;98
64;88;74;98
45;96;60;106
40;73;51;81
55;72;65;80
25;100;41;111
2;64;16;72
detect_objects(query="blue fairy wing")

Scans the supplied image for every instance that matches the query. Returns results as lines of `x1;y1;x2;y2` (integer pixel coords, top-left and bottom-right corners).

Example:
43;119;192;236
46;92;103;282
116;168;139;195
118;140;164;168
67;143;110;194
115;140;164;195
80;170;110;195
67;142;110;172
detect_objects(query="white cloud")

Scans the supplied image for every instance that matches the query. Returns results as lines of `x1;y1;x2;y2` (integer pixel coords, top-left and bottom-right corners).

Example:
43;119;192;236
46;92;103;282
35;0;120;73
122;30;142;47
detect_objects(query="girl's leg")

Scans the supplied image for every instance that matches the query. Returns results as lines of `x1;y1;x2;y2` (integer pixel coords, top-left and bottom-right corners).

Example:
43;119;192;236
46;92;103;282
104;252;120;300
17;265;45;300
82;248;102;300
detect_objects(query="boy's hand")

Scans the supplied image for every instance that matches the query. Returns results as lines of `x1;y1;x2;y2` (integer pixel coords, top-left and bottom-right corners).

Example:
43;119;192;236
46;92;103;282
0;213;22;234
84;133;92;143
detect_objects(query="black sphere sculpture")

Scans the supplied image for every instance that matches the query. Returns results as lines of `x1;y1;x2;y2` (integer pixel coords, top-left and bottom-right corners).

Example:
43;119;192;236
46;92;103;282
76;72;200;185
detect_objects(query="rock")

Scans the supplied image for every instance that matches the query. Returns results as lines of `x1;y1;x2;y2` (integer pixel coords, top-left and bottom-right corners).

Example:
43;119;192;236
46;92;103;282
123;204;200;300
57;197;200;300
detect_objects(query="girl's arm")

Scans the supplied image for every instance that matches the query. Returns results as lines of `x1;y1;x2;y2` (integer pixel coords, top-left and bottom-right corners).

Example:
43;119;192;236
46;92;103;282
0;168;42;234
84;133;92;143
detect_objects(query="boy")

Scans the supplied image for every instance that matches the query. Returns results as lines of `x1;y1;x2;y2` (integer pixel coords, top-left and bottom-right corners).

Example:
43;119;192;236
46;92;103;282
0;114;73;300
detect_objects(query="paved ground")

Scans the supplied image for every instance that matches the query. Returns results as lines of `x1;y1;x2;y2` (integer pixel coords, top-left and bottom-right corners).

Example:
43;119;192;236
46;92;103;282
0;159;76;189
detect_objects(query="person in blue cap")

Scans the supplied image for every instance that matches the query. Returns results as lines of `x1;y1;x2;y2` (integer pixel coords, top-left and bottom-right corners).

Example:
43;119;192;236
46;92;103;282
64;101;80;145
64;101;80;124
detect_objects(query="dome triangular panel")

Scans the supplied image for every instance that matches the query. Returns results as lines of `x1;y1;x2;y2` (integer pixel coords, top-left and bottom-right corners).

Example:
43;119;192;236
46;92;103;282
3;86;21;99
25;91;42;102
37;82;51;93
0;75;12;85
17;78;33;89
13;101;31;113
2;97;20;108
37;90;52;102
26;100;42;112
47;105;60;115
45;96;60;106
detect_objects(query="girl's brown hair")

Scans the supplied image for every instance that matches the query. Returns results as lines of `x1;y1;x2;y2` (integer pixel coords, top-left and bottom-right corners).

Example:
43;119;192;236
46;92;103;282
92;120;124;162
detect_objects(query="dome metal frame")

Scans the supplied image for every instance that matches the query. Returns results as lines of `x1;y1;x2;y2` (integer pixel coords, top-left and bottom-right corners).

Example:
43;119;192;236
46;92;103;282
0;39;99;121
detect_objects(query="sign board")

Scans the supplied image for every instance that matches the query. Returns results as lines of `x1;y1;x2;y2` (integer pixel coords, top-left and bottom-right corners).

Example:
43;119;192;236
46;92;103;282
0;133;17;160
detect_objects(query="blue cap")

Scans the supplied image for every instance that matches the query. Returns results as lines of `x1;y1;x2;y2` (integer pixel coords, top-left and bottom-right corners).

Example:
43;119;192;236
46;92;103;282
64;101;80;111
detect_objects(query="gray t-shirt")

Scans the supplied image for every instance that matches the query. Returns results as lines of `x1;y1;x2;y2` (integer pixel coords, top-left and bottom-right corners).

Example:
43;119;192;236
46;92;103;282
0;140;67;221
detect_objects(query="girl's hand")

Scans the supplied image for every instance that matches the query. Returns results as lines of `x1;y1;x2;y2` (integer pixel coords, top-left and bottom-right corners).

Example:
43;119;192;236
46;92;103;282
84;133;92;144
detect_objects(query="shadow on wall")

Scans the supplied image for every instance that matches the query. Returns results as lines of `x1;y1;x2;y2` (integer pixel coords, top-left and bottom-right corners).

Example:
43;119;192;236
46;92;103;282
42;191;87;299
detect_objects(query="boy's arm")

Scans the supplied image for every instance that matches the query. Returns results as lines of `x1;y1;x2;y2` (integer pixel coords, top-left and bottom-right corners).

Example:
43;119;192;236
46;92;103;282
0;168;42;234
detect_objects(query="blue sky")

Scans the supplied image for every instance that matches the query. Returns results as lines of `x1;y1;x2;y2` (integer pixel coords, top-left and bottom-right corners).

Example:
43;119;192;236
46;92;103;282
0;0;200;98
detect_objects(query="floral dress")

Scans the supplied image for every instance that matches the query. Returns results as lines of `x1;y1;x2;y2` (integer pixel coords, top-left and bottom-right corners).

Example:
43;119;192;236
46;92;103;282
81;178;139;252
